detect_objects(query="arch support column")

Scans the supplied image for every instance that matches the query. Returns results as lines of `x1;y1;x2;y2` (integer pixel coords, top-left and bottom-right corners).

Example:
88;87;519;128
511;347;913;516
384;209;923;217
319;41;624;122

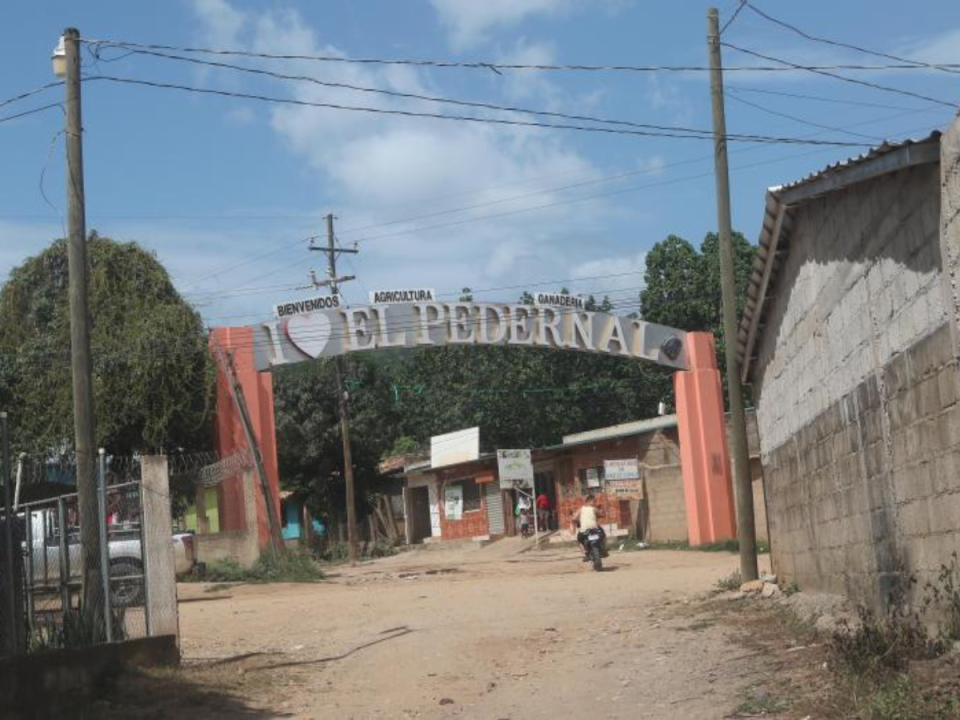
674;332;737;545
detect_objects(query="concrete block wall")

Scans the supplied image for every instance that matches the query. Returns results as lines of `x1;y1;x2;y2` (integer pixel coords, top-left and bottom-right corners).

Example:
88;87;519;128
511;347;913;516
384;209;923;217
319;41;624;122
754;164;944;454
752;160;957;608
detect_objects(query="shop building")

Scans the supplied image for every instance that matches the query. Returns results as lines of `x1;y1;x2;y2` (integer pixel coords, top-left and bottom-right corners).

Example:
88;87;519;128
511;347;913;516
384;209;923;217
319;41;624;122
397;413;766;546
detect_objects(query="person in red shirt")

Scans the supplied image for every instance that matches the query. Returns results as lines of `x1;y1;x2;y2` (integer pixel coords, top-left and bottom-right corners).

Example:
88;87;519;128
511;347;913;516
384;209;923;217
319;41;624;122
535;492;552;531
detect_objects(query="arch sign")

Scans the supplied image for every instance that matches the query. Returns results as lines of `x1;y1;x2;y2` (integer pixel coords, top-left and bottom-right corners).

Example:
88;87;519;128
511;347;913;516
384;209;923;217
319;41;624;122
216;294;737;551
251;300;689;372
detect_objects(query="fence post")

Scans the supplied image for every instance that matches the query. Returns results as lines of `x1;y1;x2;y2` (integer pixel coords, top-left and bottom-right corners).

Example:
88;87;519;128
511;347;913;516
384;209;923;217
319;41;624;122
97;449;112;642
56;498;71;615
140;455;179;642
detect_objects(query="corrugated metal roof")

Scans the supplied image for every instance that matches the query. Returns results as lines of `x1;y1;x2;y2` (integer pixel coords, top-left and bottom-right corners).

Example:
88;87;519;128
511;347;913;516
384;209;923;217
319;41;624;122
561;415;678;445
770;132;941;197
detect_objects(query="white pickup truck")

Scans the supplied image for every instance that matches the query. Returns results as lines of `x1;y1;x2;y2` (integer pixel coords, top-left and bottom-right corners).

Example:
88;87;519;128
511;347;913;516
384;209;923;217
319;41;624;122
23;508;195;608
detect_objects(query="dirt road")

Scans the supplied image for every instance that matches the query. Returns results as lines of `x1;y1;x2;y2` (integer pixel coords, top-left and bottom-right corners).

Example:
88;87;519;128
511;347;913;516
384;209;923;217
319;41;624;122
134;543;773;718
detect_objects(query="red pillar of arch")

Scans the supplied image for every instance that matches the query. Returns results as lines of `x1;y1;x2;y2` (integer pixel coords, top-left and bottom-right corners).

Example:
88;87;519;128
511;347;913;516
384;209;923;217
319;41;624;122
210;326;282;549
674;332;737;545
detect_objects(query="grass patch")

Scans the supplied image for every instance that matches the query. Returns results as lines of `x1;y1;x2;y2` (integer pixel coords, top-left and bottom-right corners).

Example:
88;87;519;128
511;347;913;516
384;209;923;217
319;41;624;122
715;569;742;591
734;689;790;716
316;541;399;564
685;617;718;632
643;538;770;554
185;550;324;584
826;564;960;718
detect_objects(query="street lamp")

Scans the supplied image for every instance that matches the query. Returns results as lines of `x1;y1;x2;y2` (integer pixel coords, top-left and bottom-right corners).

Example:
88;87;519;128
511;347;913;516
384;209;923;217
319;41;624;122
51;35;66;78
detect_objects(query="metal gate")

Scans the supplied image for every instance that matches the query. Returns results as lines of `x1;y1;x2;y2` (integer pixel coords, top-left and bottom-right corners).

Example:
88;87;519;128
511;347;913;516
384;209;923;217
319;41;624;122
485;481;505;535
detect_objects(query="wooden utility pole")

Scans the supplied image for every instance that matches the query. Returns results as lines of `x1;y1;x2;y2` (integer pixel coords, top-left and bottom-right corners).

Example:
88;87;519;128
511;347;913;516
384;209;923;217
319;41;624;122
62;27;106;620
707;8;758;582
310;215;359;562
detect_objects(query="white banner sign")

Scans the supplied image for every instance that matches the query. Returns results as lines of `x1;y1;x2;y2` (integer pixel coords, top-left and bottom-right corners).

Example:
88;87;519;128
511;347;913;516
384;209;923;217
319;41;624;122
369;288;436;304
443;483;463;521
274;294;342;318
497;449;533;489
604;458;640;482
534;292;584;310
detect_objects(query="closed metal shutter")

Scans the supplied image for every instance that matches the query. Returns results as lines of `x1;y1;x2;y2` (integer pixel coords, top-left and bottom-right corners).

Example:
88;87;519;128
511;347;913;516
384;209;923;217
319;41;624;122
485;481;505;535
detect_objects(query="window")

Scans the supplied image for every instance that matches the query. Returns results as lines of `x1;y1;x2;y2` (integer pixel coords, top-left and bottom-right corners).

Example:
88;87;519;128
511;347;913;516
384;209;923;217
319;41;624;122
577;466;604;495
459;478;483;513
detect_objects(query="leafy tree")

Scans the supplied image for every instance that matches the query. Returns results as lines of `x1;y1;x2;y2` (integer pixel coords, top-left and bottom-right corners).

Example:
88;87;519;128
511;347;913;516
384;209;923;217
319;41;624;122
639;231;756;402
273;355;400;524
0;234;215;456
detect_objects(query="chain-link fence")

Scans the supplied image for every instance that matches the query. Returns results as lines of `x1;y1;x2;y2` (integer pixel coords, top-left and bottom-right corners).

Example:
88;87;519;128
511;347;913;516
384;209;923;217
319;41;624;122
0;454;176;655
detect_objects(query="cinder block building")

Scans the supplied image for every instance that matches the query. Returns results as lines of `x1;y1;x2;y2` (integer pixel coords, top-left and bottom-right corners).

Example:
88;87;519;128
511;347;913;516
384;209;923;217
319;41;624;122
737;117;960;609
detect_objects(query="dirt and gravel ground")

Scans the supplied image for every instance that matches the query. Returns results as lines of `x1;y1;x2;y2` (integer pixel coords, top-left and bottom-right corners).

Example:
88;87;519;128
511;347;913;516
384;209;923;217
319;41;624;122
91;542;791;719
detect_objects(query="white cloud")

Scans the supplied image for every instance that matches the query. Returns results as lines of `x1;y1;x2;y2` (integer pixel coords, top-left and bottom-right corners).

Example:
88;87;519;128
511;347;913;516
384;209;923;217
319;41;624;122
567;251;647;309
897;27;960;68
192;0;246;48
184;1;625;313
429;0;574;50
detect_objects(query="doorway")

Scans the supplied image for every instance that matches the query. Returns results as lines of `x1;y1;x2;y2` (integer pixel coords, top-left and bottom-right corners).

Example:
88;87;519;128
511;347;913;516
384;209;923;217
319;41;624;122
409;486;432;543
533;470;557;531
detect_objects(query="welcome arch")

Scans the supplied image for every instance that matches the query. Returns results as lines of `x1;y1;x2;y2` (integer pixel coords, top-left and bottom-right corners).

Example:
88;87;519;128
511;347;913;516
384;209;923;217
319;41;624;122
210;300;737;549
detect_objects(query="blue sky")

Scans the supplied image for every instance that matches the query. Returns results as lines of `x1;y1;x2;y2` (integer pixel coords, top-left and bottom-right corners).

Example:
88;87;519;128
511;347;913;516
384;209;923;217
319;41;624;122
1;0;958;327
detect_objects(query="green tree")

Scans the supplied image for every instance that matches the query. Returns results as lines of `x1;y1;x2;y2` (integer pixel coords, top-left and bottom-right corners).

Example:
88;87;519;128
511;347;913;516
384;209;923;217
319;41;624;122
0;234;215;456
273;354;400;524
639;231;756;401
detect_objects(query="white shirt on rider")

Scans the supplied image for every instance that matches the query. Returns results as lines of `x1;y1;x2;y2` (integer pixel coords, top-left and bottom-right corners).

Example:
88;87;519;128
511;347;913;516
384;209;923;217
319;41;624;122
578;505;599;531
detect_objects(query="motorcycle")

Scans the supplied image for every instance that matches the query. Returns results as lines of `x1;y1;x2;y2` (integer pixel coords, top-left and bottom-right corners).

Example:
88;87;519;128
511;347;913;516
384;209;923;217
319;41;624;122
583;527;605;571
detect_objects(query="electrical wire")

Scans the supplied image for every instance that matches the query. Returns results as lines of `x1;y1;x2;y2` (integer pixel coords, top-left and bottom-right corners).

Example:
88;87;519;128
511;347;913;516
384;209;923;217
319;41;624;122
84;73;868;146
720;1;749;35
0;103;63;125
725;94;883;141
721;42;957;108
743;1;960;75
0;82;64;111
83;38;960;73
724;86;942;112
90;43;725;139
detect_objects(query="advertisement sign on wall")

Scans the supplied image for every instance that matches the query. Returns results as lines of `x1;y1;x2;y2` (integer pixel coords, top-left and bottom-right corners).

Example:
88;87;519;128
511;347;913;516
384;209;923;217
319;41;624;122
604;459;640;481
444;483;463;521
497;449;533;489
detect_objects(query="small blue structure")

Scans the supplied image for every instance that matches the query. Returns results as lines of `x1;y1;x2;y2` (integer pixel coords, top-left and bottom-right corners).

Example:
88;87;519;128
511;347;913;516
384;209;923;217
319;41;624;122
280;493;324;542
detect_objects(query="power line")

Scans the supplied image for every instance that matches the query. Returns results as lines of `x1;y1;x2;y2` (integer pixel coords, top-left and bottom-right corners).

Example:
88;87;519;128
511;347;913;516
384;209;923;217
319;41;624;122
721;42;958;108
84;73;867;146
90;44;724;138
0;103;63;126
726;93;883;141
724;85;942;112
0;82;64;111
743;1;960;75
185;114;942;298
83;38;960;73
720;1;749;35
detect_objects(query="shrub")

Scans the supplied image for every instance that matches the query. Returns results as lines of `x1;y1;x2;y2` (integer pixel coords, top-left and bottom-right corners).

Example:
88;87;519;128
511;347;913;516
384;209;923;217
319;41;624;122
189;550;324;584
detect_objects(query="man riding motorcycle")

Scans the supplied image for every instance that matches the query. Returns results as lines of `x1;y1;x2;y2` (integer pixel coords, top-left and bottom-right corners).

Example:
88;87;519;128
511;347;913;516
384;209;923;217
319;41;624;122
571;494;608;562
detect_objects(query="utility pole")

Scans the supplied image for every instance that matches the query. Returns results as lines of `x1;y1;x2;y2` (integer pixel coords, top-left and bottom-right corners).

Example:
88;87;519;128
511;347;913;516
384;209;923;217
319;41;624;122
706;8;758;582
310;215;359;563
60;27;106;623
